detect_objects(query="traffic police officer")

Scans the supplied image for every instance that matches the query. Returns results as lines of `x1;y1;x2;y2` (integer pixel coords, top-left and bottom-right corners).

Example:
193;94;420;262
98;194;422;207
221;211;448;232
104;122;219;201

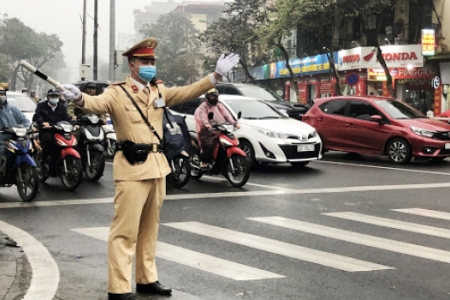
61;37;239;300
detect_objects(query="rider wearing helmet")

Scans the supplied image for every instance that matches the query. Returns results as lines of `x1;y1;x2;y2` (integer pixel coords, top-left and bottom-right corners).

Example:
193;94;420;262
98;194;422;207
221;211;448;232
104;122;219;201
0;88;31;172
67;82;107;124
194;88;240;168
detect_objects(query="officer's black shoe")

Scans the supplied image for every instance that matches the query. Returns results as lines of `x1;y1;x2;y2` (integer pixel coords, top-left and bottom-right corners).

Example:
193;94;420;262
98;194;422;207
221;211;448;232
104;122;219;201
108;292;138;300
136;281;172;295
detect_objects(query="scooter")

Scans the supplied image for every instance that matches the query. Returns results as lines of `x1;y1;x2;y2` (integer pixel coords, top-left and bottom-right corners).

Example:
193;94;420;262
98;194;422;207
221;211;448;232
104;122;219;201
0;125;39;201
164;111;191;189
34;116;82;191
76;114;106;182
102;119;117;157
190;113;250;187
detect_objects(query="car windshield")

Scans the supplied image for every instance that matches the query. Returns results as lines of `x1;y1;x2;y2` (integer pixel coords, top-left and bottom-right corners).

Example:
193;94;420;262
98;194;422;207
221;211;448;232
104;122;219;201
224;99;286;119
6;94;37;112
375;100;425;119
237;85;281;101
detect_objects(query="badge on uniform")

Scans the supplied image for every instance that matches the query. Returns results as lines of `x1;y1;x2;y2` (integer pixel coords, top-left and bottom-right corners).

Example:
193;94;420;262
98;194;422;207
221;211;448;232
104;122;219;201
154;98;166;108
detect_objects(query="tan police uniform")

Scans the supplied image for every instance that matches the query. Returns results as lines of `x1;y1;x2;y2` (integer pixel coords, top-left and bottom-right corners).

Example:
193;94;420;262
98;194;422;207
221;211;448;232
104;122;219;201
77;38;214;293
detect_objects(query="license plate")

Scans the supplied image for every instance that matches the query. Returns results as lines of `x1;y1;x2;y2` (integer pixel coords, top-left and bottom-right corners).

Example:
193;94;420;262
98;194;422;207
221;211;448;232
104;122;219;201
446;143;450;150
297;145;314;152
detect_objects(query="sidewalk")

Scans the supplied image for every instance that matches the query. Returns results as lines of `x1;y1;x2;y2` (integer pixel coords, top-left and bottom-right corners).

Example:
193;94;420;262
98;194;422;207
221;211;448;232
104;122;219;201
0;231;29;300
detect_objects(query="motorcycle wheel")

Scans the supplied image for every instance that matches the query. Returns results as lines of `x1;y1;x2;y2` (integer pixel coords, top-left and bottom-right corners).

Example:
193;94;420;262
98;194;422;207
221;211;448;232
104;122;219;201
168;156;191;188
225;154;250;188
34;151;48;183
190;151;203;180
16;163;39;202
106;139;117;157
61;155;83;191
85;150;105;182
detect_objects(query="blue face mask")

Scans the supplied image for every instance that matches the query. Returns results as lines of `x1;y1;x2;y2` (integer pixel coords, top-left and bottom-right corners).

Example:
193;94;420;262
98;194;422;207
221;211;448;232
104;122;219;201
134;64;156;82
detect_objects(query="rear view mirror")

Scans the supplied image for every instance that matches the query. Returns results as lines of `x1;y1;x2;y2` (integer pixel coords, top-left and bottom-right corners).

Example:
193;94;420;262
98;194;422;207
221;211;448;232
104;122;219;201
237;111;242;119
369;115;383;123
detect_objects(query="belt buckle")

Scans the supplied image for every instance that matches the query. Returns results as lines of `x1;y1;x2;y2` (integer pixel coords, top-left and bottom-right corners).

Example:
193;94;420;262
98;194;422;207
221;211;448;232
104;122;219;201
151;144;158;152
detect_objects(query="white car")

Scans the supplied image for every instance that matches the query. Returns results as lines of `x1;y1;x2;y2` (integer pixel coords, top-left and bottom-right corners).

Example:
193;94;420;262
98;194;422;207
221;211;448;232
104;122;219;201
5;91;37;123
169;95;322;168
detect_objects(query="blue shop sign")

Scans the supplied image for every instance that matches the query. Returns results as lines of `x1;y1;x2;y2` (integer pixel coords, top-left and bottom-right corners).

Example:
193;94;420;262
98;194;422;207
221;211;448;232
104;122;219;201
270;54;331;78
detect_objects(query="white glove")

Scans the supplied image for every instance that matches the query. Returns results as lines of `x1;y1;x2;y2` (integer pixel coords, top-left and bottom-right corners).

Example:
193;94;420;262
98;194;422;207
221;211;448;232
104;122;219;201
62;84;81;101
215;53;240;76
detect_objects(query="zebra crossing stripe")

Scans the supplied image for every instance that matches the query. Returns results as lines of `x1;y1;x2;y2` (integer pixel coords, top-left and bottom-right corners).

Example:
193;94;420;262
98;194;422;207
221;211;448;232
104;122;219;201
71;227;284;281
163;222;393;272
323;212;450;239
391;208;450;221
249;217;450;264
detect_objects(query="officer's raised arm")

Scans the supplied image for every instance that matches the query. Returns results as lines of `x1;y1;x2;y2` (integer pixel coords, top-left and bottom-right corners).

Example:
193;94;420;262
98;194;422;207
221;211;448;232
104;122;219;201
61;84;115;115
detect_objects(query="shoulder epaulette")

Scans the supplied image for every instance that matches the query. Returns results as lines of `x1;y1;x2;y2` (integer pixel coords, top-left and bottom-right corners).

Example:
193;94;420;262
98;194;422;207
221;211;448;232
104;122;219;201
110;81;126;86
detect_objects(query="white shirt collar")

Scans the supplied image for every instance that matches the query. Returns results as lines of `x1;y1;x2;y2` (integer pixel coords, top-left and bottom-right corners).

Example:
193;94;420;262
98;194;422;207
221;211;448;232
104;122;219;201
47;101;57;111
129;76;149;91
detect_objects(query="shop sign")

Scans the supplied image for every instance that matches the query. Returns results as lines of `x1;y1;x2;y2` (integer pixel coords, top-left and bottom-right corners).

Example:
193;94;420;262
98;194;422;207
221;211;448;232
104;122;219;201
272;54;331;78
319;81;334;93
432;76;440;89
368;68;435;81
421;29;436;56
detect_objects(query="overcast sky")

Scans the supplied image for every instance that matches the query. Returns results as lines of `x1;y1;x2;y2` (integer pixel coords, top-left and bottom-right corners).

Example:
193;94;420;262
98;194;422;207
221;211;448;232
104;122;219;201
3;0;226;82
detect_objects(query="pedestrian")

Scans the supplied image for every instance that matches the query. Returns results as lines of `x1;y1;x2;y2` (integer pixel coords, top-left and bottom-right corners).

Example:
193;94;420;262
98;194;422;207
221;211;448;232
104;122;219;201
60;37;239;300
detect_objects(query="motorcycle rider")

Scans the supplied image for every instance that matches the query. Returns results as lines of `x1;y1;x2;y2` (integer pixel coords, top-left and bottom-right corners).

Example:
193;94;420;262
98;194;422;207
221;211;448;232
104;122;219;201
0;88;31;173
33;88;73;166
194;88;240;168
67;82;107;126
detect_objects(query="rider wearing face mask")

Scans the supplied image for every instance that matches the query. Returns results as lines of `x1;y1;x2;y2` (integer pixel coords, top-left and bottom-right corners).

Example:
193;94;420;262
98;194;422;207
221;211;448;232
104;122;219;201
33;89;72;164
0;88;31;169
194;88;241;168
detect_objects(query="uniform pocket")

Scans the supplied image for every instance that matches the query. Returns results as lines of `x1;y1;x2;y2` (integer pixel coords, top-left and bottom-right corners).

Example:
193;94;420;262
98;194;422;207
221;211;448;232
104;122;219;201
125;105;143;123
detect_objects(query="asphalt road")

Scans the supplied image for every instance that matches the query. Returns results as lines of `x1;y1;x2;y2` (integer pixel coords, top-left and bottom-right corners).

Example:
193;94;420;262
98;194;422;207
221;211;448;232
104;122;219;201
1;152;450;300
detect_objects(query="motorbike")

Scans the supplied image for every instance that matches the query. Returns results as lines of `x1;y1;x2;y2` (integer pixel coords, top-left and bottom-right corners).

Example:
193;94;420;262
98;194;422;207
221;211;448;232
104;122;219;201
76;114;106;181
164;110;191;189
190;113;250;187
102;119;117;157
33;115;82;191
0;125;39;201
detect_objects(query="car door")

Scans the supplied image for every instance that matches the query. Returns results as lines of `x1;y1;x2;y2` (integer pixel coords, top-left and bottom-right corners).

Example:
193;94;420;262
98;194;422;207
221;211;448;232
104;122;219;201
317;100;350;150
345;100;390;153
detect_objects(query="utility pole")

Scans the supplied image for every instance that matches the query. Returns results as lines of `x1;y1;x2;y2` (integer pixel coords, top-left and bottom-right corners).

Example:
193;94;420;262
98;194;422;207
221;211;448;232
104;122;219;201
81;0;87;80
109;0;116;81
93;0;98;80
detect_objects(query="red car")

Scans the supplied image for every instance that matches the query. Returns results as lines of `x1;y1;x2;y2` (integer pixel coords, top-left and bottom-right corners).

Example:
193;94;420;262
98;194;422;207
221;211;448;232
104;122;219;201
302;96;450;164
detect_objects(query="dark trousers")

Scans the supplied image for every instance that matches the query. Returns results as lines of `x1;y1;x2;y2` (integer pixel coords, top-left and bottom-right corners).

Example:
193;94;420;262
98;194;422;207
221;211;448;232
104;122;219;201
198;127;219;163
39;131;56;163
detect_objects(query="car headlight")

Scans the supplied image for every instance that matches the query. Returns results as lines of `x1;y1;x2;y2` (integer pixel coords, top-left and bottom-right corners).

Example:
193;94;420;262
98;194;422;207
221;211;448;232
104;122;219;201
308;129;318;139
256;128;289;139
410;126;436;138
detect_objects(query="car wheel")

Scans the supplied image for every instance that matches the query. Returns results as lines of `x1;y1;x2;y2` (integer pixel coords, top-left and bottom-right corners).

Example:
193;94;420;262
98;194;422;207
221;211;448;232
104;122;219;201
239;140;257;168
386;138;412;164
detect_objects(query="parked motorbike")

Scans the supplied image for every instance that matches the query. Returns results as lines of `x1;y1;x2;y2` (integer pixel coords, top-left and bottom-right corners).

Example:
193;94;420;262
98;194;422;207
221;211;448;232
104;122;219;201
102;120;117;157
0;125;39;201
76;114;106;181
164;110;191;188
33;115;82;191
190;113;250;187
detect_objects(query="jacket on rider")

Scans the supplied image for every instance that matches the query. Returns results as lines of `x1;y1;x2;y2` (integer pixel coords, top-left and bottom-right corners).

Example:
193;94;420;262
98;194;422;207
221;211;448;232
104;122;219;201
33;100;72;125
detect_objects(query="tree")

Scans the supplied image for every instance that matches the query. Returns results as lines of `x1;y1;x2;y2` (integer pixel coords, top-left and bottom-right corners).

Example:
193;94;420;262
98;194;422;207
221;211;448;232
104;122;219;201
0;16;63;90
0;54;10;82
139;11;202;86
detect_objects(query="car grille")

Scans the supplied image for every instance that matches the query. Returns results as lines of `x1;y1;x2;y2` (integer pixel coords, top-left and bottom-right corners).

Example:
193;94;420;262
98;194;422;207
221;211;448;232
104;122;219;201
440;149;450;155
279;143;320;159
435;132;450;141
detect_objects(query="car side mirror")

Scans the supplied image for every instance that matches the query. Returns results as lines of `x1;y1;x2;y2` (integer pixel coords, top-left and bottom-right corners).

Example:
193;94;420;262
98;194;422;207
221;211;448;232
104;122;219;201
208;112;214;120
237;111;242;120
369;115;383;123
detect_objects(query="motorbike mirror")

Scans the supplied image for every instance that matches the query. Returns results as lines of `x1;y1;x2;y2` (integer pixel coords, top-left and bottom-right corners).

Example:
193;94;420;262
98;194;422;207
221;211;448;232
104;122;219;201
208;112;214;120
237;111;242;120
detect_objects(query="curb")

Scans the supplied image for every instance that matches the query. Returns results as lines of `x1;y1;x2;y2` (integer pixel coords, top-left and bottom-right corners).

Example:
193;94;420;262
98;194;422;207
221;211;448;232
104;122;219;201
0;232;31;300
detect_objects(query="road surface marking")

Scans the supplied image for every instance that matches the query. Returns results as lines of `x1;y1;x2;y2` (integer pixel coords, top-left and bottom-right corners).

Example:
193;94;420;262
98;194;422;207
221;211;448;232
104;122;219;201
72;227;284;281
0;220;59;300
392;208;450;221
323;212;450;239
164;221;392;272
250;216;450;264
3;182;450;209
317;160;450;176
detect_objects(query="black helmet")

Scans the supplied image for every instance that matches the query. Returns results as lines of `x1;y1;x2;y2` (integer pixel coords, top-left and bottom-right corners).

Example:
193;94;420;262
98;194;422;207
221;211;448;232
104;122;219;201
86;82;97;89
47;88;59;96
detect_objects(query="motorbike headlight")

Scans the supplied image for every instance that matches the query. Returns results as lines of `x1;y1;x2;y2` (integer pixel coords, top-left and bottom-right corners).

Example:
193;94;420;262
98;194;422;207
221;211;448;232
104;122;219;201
12;127;27;137
410;126;436;138
220;137;233;148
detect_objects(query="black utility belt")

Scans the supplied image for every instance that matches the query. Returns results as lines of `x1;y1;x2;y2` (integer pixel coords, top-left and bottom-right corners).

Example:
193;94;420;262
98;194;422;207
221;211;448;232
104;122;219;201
118;140;163;165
